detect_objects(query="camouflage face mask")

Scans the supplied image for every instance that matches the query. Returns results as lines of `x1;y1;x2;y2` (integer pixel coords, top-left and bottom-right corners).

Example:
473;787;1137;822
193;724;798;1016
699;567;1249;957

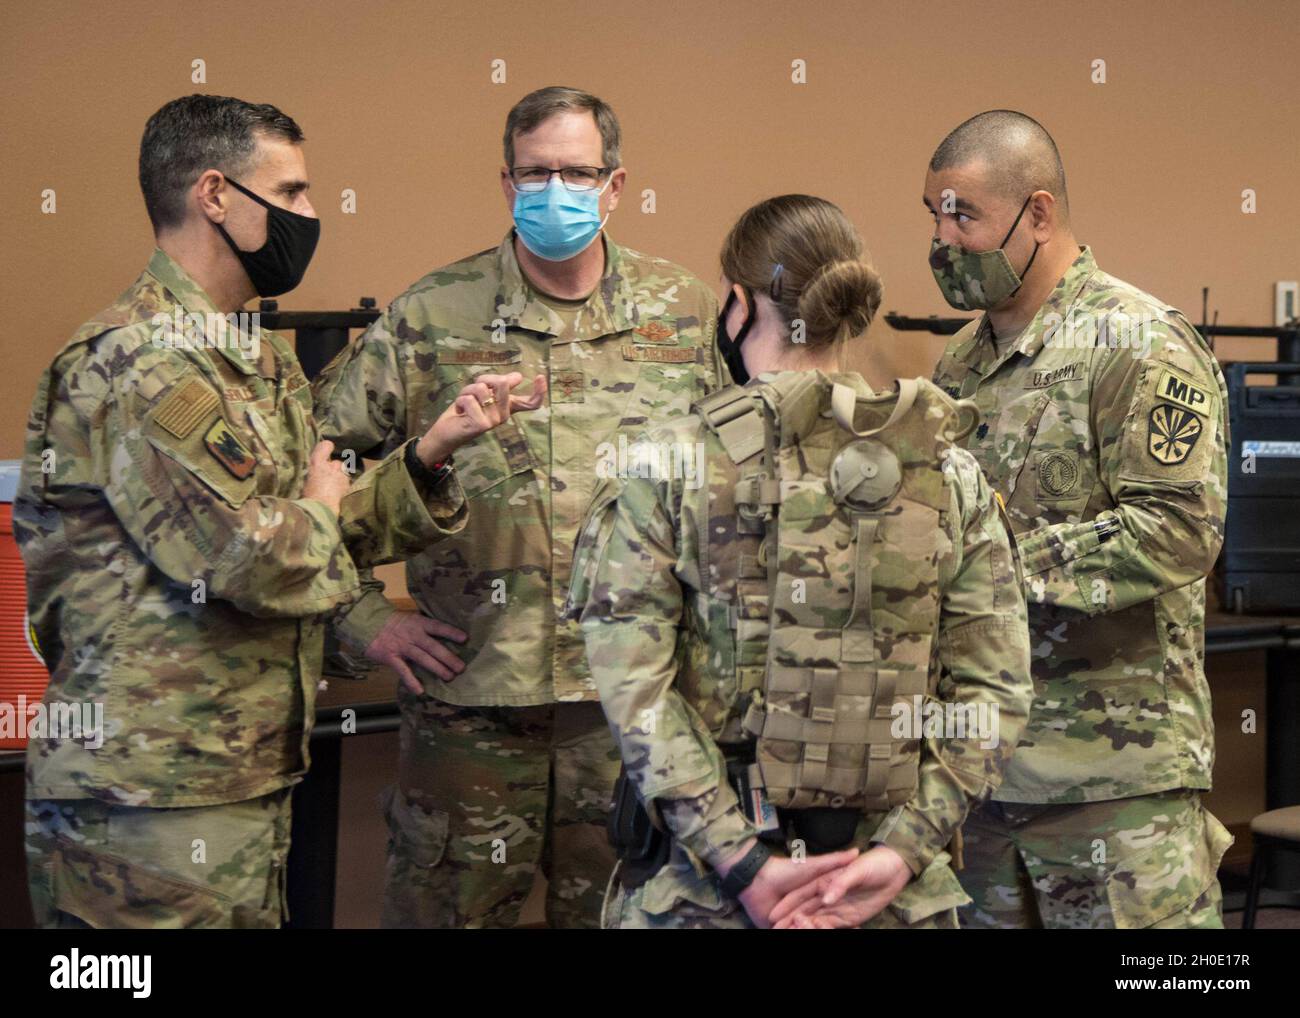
928;194;1039;310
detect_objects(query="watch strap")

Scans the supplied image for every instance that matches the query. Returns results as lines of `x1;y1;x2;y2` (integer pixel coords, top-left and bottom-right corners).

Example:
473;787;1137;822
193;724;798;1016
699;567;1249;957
719;840;772;898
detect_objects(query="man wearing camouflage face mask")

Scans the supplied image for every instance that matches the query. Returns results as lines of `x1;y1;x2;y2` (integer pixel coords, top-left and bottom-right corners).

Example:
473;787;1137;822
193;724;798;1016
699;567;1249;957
929;192;1039;311
924;110;1232;930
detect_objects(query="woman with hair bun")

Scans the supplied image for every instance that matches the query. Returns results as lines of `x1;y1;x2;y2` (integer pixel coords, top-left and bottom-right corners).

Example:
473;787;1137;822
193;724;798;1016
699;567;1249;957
568;195;1033;929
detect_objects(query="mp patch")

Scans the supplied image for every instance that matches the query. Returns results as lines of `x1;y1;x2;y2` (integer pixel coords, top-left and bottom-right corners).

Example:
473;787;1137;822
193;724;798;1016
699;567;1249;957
1148;403;1203;465
204;418;256;479
1155;366;1212;418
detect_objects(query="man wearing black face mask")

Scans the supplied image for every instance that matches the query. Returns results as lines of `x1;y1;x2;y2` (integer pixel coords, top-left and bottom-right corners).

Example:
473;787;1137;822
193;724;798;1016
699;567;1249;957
15;94;542;928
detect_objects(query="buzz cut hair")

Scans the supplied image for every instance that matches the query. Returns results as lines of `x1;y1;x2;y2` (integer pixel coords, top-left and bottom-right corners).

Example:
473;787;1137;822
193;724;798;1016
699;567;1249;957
930;109;1069;220
139;94;304;232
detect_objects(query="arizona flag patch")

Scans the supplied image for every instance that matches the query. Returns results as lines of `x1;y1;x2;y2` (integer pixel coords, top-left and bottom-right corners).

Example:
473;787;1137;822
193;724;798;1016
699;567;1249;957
204;419;256;479
1148;403;1203;465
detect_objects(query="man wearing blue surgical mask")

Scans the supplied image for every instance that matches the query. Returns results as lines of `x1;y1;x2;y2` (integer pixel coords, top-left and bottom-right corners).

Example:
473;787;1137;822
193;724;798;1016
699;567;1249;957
314;86;728;928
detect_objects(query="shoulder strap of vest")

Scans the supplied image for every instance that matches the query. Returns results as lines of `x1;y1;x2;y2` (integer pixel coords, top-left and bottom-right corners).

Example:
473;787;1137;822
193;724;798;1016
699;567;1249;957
830;377;918;437
693;386;765;464
694;385;779;704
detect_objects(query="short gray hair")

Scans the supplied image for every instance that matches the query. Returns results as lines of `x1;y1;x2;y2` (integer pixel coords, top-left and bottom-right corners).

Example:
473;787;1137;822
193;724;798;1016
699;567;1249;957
139;94;304;232
503;86;621;170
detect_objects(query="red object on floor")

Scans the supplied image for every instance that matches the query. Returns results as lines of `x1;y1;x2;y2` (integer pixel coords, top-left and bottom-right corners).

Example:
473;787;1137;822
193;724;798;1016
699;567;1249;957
0;499;49;749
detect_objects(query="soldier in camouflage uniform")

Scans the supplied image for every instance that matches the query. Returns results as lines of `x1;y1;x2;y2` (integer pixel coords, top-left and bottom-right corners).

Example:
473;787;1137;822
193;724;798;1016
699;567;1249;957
569;195;1034;929
312;87;725;928
17;95;536;928
923;110;1233;928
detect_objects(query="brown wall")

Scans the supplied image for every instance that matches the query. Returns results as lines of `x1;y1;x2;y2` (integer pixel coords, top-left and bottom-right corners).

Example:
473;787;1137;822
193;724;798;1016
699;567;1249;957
0;1;1295;925
3;0;1297;459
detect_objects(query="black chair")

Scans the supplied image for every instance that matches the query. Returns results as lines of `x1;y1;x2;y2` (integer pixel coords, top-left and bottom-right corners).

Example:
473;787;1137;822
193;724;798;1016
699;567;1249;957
1243;806;1300;928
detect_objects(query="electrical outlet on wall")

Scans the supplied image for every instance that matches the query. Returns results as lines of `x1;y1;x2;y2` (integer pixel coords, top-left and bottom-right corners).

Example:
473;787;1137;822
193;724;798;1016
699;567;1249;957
1277;281;1299;326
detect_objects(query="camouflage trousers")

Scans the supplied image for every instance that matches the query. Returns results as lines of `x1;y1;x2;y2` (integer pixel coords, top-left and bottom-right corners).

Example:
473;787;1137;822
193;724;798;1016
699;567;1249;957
604;815;970;929
957;789;1233;929
380;696;620;929
25;789;293;929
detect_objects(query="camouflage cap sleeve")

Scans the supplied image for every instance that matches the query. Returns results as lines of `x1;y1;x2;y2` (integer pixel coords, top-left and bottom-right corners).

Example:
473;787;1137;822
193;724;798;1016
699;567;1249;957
872;447;1033;875
1015;315;1228;615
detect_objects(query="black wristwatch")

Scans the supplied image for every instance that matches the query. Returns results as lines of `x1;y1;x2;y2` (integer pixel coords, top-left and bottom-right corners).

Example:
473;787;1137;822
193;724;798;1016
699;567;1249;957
404;440;453;488
719;840;772;898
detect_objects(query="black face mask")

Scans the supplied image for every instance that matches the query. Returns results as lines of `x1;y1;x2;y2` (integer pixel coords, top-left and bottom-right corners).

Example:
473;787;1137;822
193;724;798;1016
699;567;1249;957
215;177;320;297
718;289;756;385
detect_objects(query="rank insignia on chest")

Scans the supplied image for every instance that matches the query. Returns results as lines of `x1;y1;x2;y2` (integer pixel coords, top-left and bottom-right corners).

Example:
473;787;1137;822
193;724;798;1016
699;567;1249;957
1148;403;1203;465
204;418;256;479
551;369;585;403
633;321;676;344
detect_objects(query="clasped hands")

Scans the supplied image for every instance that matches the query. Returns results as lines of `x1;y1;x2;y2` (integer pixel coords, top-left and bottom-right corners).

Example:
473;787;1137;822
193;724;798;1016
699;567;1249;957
715;838;914;929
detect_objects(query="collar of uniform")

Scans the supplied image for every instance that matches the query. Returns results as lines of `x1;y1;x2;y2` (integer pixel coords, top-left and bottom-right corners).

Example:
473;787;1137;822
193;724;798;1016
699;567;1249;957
956;245;1098;375
825;370;875;396
493;229;635;342
145;247;262;376
1014;245;1098;362
826;371;911;434
752;369;874;445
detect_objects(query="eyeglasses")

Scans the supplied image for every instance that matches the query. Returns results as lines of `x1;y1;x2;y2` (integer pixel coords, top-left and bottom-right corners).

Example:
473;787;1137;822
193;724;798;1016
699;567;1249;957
509;166;612;192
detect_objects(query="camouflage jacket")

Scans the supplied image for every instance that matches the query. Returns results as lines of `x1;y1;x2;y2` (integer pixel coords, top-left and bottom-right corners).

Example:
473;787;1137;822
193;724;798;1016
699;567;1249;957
313;231;725;706
569;371;1032;883
15;249;467;807
933;247;1228;803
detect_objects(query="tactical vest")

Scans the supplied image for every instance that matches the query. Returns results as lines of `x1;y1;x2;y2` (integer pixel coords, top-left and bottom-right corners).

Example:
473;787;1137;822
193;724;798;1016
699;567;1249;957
693;373;976;812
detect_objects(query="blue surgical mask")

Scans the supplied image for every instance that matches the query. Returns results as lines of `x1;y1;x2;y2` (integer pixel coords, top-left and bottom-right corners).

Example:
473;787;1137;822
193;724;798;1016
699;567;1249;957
512;177;610;261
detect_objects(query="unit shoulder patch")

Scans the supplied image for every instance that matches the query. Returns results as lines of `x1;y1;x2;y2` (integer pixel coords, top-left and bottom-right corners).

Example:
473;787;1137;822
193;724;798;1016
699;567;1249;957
1147;403;1203;465
1155;365;1213;418
204;418;256;479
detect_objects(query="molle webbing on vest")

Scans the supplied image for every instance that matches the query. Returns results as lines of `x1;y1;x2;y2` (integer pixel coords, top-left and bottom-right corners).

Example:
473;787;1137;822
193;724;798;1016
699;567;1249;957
695;387;772;697
694;377;957;814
